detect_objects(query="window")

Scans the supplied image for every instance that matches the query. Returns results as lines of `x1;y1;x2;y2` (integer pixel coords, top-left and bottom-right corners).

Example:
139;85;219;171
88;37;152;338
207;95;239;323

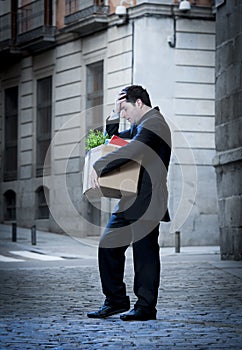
85;61;103;228
4;86;18;181
86;60;104;131
36;186;49;219
36;76;52;177
3;190;16;221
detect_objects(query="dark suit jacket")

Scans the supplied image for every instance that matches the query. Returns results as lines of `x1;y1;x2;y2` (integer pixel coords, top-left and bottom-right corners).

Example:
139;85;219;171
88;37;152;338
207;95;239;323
93;108;171;222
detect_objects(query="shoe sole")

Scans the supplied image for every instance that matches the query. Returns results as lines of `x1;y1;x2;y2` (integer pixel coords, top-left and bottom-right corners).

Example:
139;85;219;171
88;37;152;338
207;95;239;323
87;307;130;319
120;317;156;321
120;315;156;321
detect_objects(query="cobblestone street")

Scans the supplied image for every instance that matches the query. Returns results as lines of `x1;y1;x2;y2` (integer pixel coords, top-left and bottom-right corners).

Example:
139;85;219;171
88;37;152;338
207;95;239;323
0;228;242;349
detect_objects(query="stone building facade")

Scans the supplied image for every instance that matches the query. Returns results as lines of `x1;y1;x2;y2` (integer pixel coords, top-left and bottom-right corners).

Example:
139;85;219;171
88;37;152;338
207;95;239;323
0;0;219;246
213;0;242;260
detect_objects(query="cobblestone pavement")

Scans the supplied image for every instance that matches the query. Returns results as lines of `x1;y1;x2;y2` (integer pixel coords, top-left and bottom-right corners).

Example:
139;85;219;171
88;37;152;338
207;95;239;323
0;229;242;349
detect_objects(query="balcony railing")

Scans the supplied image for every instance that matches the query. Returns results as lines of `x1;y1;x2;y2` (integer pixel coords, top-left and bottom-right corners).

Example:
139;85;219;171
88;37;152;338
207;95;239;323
0;13;12;42
0;12;17;45
17;0;55;44
65;0;109;25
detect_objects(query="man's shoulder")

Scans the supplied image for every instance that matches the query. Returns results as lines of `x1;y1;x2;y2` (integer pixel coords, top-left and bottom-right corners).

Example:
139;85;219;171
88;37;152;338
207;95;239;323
141;109;167;127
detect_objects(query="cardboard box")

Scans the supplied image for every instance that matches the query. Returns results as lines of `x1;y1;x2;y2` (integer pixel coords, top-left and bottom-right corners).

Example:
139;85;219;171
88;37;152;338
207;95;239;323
83;144;141;199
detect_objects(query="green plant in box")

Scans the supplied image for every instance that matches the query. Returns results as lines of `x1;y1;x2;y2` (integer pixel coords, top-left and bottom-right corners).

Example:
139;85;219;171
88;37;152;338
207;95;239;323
85;129;109;151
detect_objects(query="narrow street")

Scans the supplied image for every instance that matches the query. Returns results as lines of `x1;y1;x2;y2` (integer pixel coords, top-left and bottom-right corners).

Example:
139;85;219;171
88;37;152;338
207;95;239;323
0;229;242;349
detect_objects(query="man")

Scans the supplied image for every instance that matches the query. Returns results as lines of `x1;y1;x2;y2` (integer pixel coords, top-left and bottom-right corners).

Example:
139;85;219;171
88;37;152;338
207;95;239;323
87;85;171;321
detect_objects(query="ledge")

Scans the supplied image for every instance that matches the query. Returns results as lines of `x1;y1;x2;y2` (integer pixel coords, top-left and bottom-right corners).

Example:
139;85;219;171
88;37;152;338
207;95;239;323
212;147;242;167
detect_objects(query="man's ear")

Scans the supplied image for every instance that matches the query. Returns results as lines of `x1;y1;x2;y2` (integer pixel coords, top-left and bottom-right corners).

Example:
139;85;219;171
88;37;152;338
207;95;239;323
136;98;143;108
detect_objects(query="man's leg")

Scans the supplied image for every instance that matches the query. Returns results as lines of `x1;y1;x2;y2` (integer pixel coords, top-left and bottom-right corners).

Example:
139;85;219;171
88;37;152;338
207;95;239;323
98;213;132;306
132;222;160;313
87;213;132;318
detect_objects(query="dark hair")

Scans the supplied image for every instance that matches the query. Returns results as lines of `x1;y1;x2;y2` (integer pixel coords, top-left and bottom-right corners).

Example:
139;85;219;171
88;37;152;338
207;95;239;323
119;85;152;107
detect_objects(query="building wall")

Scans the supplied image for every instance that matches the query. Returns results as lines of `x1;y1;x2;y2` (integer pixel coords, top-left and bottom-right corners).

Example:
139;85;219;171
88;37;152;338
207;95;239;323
214;0;242;260
133;14;218;246
0;2;219;246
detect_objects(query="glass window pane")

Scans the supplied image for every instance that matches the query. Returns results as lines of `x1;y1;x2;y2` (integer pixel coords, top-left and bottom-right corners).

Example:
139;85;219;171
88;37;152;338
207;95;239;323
4;87;18;181
86;61;103;131
36;76;52;177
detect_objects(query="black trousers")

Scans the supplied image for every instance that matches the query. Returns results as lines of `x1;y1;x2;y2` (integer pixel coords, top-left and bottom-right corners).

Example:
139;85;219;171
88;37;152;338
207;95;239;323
98;213;161;313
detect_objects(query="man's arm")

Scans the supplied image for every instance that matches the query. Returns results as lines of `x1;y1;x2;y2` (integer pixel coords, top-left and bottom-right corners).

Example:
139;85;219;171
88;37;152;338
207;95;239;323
93;113;171;178
106;114;132;139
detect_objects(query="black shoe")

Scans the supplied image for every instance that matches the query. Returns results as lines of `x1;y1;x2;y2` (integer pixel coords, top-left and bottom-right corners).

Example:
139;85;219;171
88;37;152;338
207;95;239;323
120;308;156;321
87;304;130;318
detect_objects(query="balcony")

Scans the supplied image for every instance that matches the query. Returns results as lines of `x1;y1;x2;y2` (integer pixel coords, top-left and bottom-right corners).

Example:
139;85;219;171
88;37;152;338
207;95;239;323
0;12;15;47
17;0;56;52
0;11;21;65
64;0;109;36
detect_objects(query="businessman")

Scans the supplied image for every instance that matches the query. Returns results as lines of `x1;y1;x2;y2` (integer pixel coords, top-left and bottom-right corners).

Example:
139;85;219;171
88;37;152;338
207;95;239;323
87;85;171;321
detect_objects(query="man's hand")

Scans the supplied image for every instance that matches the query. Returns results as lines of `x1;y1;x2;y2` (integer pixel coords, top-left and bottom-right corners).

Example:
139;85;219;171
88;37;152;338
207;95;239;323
91;167;100;189
115;93;126;114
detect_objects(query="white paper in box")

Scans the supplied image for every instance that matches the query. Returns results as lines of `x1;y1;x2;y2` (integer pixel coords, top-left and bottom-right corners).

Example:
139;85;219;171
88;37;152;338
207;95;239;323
82;144;141;199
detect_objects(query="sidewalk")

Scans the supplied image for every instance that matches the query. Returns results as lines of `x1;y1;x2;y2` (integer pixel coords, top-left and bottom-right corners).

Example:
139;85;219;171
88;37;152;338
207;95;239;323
0;224;242;349
1;223;242;279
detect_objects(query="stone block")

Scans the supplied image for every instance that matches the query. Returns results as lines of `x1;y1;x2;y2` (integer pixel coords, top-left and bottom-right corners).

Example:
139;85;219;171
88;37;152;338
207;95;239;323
56;41;81;58
107;69;132;88
21;94;32;110
107;23;132;42
215;118;242;152
21;66;32;82
175;50;215;68
108;36;132;57
21;81;33;96
226;64;241;95
175;66;215;84
21;108;33;124
20;137;32;152
55;96;81;116
55;67;81;87
20;150;32;166
177;32;215;50
54;157;80;175
175;83;214;100
215;160;242;198
215;92;241;125
174;116;215;133
54;143;80;160
173;130;215;149
55;82;81;101
33;49;55;70
220;227;242;261
54;113;81;132
177;19;215;34
216;1;241;45
56;52;81;72
174;99;214;116
20;122;32;138
107;51;132;73
20;165;32;179
54;128;80;146
224;195;242;228
83;31;106;54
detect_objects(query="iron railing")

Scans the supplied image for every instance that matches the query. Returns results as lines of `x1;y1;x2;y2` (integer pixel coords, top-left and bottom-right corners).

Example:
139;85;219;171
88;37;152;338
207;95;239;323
0;11;17;44
0;13;12;42
65;0;109;25
17;0;55;42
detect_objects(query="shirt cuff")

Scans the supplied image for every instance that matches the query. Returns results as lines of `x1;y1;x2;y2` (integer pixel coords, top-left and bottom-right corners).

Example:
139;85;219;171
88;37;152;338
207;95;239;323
107;110;120;122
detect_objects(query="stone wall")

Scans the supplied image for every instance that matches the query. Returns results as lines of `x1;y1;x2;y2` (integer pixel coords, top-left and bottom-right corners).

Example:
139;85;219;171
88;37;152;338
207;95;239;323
133;14;218;246
213;0;242;260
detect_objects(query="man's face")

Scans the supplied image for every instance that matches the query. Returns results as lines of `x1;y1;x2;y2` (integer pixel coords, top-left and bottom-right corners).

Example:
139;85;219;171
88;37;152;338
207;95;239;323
120;100;141;124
